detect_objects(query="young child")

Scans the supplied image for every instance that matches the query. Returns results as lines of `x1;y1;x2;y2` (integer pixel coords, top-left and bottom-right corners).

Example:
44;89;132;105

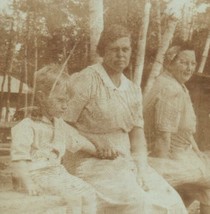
10;64;97;214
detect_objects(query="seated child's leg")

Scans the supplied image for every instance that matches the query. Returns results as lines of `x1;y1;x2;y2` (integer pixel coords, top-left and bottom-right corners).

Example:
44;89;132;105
30;166;96;214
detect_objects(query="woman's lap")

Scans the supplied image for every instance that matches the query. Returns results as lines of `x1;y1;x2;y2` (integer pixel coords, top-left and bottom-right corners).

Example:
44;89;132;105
74;157;187;213
143;166;187;212
149;149;210;205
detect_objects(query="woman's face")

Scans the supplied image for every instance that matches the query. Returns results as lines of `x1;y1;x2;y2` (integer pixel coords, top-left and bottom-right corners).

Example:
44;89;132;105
171;50;196;84
103;37;132;73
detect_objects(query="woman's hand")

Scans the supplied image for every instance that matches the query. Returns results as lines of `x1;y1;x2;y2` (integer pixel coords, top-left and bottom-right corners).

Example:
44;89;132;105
137;167;152;191
95;143;119;160
25;180;42;196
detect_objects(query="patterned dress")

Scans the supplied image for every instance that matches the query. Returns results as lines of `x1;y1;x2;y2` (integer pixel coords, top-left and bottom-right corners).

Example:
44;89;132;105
11;116;96;214
64;63;187;214
144;71;210;206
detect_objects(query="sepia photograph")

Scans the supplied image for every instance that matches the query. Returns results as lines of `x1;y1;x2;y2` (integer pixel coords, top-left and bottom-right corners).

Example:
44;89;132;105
0;0;210;213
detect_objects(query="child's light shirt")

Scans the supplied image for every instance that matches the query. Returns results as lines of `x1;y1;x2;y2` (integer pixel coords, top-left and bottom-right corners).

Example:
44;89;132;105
11;116;85;171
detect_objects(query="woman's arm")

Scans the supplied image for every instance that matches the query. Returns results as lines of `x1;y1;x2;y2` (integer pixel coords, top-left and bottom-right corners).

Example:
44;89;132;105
153;131;171;158
129;127;152;190
129;127;148;174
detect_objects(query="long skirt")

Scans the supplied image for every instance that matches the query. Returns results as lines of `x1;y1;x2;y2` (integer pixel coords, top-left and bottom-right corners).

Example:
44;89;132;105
65;153;187;214
149;148;210;206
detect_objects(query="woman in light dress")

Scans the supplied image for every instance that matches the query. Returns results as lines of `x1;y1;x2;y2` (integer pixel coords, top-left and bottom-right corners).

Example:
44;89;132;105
64;24;187;214
144;43;210;214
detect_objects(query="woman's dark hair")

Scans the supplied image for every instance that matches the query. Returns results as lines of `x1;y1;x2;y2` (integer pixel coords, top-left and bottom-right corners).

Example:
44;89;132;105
97;24;131;57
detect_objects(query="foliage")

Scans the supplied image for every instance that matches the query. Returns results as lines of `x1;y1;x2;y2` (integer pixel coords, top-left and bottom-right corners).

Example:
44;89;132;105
0;0;90;85
1;0;210;85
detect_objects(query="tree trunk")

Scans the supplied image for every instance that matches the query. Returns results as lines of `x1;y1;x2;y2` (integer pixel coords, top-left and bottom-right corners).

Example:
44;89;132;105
33;1;38;73
181;4;188;41
62;34;67;60
24;12;30;117
34;36;38;72
16;67;23;111
156;0;162;46
143;16;177;98
0;75;6;121
181;3;194;41
0;20;14;121
188;16;194;41
24;44;28;116
30;29;38;108
5;53;15;122
29;5;39;109
5;76;11;122
186;3;194;41
133;0;151;85
84;36;89;68
197;30;210;73
89;0;104;64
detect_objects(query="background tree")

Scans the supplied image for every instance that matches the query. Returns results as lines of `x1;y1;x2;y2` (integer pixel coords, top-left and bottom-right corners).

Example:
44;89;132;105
133;0;151;85
89;0;103;63
1;0;210;121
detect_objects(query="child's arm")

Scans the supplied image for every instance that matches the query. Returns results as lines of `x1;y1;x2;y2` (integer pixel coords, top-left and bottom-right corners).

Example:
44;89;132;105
11;119;42;195
75;134;97;156
12;160;42;196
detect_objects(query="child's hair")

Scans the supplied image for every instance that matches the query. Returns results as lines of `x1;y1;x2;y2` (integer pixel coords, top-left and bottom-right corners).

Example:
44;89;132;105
13;64;70;121
34;63;70;96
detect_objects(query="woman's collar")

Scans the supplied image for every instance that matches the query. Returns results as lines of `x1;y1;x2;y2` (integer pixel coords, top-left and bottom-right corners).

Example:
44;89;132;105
95;63;130;91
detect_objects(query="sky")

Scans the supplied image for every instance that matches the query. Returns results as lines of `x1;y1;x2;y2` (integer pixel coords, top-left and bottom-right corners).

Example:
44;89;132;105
0;0;11;13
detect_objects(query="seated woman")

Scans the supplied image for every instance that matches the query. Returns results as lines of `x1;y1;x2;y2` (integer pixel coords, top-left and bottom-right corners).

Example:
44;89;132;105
64;24;187;214
144;42;210;214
